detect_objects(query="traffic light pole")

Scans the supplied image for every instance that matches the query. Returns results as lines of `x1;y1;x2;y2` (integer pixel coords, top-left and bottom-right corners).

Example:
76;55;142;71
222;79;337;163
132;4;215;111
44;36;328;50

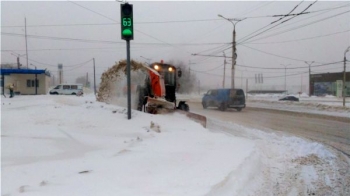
126;40;131;119
121;3;133;119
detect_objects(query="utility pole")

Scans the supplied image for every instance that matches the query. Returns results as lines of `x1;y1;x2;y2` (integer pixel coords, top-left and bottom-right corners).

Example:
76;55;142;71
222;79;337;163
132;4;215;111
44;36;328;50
25;18;29;69
343;46;350;107
11;53;24;69
241;71;243;89
281;64;290;93
223;52;226;88
86;72;89;87
93;58;96;96
305;61;314;96
246;79;248;99
17;57;20;69
198;80;200;94
30;64;37;95
189;60;196;76
218;14;246;89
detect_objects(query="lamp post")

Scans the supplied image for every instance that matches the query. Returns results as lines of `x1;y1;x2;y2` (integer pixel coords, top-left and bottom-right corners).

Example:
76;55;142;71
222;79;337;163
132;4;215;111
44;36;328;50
304;61;315;96
218;14;246;89
30;64;37;95
343;46;350;107
140;56;151;65
281;64;290;93
188;60;196;77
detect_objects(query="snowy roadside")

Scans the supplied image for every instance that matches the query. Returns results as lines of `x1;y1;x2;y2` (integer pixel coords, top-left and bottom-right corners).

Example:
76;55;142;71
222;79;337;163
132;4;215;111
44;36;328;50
1;94;349;195
178;93;350;118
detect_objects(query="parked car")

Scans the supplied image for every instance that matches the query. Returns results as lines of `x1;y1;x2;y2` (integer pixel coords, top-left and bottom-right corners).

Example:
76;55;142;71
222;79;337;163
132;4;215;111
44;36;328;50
49;84;83;95
279;96;299;102
202;88;246;111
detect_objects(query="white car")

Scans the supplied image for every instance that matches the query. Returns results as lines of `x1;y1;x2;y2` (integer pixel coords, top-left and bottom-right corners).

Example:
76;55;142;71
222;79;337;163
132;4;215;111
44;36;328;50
49;84;83;95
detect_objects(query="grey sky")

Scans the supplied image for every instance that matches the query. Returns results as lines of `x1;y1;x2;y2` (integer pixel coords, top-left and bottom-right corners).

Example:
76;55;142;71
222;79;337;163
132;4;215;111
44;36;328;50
1;1;350;92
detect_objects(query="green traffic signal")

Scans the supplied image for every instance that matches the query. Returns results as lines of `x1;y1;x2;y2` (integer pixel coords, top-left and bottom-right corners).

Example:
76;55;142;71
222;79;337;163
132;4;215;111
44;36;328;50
120;3;133;40
122;29;132;36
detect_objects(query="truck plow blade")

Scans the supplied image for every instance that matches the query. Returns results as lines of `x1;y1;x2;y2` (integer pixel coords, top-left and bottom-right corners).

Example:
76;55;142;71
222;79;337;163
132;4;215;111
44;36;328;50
176;110;207;128
146;97;175;109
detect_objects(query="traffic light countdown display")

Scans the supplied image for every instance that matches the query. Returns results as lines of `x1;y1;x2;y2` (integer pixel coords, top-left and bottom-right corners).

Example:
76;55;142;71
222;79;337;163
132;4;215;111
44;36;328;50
120;3;133;40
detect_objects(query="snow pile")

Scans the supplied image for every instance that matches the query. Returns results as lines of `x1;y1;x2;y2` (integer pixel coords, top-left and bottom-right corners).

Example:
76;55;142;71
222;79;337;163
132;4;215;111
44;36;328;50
95;60;150;110
2;95;256;196
96;60;146;106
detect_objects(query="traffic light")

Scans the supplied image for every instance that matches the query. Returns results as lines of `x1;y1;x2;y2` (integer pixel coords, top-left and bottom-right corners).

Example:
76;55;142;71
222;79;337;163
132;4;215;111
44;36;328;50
120;3;133;40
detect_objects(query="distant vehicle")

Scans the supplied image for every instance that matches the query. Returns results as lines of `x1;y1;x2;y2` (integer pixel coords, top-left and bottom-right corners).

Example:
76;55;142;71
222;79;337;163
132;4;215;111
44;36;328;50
49;84;83;95
202;88;246;111
279;96;299;102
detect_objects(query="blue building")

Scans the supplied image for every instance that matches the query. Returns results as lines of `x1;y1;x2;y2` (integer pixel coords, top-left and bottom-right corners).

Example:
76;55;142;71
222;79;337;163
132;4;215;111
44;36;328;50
1;68;51;95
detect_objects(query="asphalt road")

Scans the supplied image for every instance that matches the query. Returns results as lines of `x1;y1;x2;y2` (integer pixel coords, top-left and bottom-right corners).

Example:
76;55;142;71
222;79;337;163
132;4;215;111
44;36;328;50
188;101;350;156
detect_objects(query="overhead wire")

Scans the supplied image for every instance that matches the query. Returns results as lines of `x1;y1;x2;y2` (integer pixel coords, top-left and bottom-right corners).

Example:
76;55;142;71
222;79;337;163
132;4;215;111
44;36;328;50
239;44;322;63
236;1;306;44
243;28;350;45
2;3;349;28
242;9;350;44
238;1;316;45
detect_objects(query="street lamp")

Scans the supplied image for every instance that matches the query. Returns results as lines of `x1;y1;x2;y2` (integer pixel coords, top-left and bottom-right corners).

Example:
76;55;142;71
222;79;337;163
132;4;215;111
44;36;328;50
140;56;151;65
343;46;350;107
304;61;314;96
218;14;246;89
281;64;291;93
30;63;38;95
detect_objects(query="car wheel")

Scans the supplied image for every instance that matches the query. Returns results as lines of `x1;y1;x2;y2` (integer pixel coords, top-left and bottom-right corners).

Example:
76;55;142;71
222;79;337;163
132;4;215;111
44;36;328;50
219;103;227;111
72;93;76;95
237;108;242;112
202;102;207;109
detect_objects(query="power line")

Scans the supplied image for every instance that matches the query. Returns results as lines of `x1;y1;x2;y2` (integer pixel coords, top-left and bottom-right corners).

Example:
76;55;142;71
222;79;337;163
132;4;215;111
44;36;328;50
1;32;227;46
243;9;350;44
14;53;93;67
238;1;275;17
191;55;342;69
244;28;350;45
240;44;322;63
238;1;316;45
191;63;224;72
68;1;191;54
2;3;349;28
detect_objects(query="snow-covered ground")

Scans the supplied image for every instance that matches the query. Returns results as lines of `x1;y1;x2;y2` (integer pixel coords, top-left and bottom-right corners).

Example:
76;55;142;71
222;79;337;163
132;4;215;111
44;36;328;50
1;93;349;195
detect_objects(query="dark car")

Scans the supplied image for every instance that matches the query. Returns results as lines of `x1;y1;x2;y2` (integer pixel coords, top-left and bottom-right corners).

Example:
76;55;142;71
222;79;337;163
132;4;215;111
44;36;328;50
202;88;246;111
279;96;299;102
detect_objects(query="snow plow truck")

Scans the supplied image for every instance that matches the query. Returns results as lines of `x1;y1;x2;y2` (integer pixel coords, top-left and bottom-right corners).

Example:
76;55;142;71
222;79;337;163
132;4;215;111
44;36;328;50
136;61;207;127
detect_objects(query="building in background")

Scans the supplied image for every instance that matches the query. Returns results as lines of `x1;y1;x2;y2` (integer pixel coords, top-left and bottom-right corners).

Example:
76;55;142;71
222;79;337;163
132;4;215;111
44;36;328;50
1;68;51;95
310;72;350;96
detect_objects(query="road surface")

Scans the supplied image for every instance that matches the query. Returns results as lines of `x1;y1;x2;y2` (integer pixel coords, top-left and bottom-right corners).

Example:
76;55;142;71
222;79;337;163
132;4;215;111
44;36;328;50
188;102;350;156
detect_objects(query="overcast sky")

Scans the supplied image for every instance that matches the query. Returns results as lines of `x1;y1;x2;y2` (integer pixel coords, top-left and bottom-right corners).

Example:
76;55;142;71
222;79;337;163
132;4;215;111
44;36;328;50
1;0;350;92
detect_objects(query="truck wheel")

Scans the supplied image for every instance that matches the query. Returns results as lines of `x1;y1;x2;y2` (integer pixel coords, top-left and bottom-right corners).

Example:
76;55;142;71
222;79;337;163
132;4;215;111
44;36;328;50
184;104;189;111
179;103;189;111
219;103;227;111
202;102;207;109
